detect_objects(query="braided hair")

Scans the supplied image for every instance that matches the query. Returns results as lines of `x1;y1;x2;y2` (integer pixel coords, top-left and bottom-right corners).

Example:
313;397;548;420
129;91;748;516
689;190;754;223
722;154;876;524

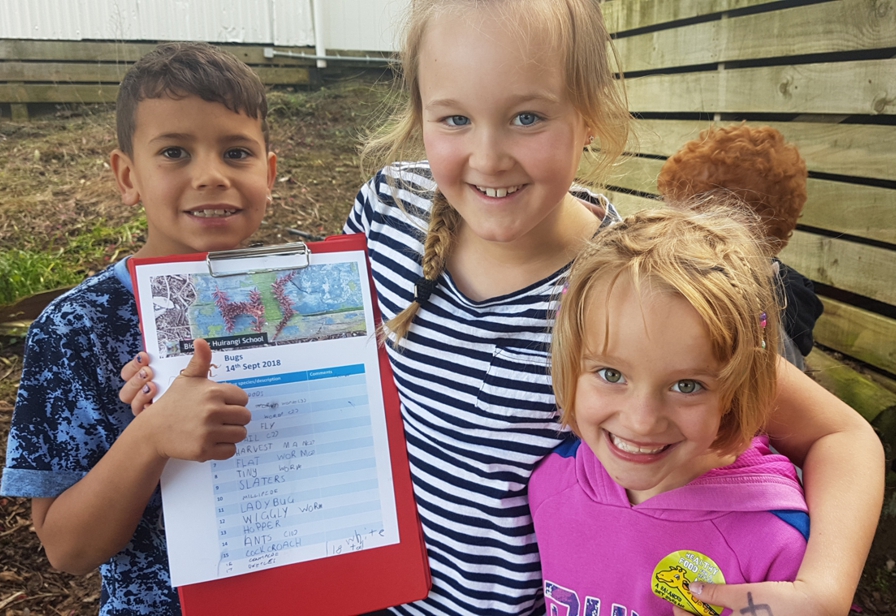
382;191;460;346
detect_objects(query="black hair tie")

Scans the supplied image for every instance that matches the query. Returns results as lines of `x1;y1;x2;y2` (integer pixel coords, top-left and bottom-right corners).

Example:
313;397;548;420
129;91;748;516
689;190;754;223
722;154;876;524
414;277;438;305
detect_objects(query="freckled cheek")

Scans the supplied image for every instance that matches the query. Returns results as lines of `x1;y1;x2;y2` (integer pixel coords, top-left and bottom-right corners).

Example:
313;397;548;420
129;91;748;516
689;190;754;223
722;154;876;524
679;414;721;445
573;397;610;433
576;413;609;454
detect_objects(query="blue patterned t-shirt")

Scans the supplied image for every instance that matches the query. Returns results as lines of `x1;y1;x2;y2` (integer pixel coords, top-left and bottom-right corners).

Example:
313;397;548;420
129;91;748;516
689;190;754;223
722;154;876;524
1;259;181;615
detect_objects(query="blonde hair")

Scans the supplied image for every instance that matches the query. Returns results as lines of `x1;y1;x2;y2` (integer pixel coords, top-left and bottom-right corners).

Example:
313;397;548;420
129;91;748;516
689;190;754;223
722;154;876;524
366;0;631;345
552;202;781;456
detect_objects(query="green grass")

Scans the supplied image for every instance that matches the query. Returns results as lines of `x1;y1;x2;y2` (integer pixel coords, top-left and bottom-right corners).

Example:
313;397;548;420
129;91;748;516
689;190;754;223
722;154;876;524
0;217;146;306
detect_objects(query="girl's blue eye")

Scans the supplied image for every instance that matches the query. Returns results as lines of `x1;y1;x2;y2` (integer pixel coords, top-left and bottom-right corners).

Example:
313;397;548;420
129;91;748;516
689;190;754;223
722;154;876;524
514;113;540;126
445;115;470;127
225;148;251;160
161;147;186;159
672;380;703;394
597;368;625;384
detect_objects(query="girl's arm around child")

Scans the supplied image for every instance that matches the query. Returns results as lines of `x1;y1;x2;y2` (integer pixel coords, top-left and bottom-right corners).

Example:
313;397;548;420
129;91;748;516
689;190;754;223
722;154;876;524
685;359;884;616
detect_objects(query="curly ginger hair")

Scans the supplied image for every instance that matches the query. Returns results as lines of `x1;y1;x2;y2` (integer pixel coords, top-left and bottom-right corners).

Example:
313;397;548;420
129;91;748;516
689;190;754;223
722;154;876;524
657;124;807;254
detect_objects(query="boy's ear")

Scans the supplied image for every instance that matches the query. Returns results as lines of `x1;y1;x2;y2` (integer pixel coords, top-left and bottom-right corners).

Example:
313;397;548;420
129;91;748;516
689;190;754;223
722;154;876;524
110;149;141;206
266;151;278;191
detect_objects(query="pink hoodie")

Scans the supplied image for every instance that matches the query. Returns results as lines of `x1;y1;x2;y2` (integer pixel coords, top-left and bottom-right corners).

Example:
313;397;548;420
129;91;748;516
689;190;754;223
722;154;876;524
530;436;808;616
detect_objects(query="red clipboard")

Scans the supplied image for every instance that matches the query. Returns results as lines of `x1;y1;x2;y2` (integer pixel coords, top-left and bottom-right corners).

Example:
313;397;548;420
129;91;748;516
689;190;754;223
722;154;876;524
129;233;430;615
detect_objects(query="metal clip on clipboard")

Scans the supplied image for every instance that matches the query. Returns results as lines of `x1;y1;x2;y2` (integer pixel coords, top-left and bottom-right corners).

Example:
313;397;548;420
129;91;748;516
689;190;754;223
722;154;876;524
206;242;311;278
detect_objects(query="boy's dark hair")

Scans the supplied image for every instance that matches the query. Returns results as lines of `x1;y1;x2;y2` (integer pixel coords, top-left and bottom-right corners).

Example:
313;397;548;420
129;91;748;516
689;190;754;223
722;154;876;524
116;41;269;155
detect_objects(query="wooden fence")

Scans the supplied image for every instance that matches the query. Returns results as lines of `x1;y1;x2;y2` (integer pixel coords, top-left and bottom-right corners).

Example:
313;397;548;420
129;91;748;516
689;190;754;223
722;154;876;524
600;0;896;441
0;39;315;120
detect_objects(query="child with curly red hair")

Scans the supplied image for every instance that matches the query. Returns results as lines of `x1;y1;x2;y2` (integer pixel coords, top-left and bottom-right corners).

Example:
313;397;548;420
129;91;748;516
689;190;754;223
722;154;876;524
658;123;823;368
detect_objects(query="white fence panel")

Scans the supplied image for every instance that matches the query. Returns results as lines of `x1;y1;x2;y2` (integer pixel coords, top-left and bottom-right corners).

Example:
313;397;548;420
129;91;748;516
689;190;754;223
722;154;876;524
131;0;273;43
272;0;314;47
324;0;407;52
0;0;402;51
73;0;140;40
1;0;291;44
0;0;85;40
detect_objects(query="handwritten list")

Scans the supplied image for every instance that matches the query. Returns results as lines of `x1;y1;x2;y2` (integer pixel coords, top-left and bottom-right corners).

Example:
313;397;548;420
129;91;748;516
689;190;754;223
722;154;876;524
211;366;388;577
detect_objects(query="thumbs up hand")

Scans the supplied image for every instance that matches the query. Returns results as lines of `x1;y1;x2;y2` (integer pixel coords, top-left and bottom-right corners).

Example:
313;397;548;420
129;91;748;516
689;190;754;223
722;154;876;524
129;340;252;462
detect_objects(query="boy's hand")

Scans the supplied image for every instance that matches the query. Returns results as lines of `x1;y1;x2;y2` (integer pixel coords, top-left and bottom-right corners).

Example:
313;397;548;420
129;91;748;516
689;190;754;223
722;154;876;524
120;351;155;415
135;340;251;462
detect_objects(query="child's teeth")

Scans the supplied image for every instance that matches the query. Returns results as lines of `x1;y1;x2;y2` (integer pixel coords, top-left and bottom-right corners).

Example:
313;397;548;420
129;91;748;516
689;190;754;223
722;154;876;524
477;185;520;198
191;209;234;218
610;433;667;455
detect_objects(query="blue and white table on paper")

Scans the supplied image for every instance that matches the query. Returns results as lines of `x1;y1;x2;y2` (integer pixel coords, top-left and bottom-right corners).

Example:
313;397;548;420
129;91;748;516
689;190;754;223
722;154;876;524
210;365;389;577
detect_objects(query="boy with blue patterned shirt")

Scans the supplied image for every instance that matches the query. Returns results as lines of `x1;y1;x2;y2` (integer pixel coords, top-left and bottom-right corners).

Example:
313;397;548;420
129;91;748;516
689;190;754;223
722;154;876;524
1;42;277;615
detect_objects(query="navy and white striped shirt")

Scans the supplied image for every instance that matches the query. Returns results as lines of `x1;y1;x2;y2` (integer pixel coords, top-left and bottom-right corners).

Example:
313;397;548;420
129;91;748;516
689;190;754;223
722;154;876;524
344;162;618;616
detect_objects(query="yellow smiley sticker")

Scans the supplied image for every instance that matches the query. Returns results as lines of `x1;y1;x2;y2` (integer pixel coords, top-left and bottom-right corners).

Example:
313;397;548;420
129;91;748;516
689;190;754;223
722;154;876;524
652;550;725;616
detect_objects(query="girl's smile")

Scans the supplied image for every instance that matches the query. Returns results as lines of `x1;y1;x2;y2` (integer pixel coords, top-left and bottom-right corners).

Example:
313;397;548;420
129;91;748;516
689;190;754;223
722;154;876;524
474;185;523;199
574;274;734;505
605;430;676;458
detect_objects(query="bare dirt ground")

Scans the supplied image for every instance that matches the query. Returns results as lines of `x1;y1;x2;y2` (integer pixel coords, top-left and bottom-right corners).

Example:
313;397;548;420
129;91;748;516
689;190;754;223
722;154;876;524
0;72;894;615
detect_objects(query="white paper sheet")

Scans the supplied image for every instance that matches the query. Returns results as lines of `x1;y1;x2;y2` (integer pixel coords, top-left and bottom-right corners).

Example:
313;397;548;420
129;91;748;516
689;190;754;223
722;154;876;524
131;248;399;587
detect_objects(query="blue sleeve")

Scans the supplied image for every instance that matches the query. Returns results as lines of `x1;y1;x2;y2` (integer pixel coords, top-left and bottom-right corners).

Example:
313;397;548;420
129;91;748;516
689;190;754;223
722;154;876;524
1;278;139;498
552;434;581;458
770;510;810;542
